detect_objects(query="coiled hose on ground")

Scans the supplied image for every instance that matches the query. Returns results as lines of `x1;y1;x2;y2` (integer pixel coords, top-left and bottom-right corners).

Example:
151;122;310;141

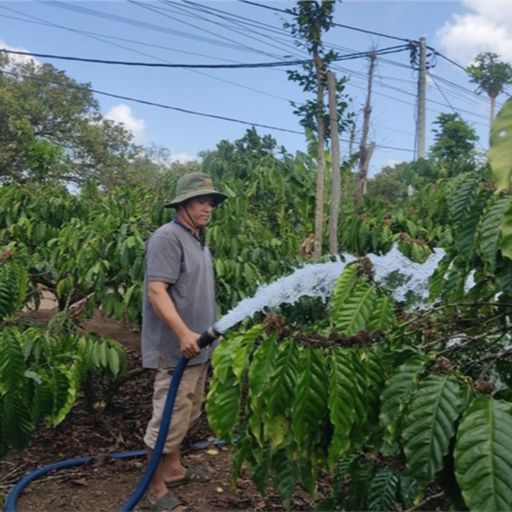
5;327;221;512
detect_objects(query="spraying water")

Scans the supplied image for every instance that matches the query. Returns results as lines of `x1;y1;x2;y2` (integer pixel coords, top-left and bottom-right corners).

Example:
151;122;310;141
214;245;445;333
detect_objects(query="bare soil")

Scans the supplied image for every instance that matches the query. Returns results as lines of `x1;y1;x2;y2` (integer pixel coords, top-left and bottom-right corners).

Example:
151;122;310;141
0;310;316;512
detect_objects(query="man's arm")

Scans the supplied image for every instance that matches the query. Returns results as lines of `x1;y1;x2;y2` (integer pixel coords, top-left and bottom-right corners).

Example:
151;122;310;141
147;281;201;359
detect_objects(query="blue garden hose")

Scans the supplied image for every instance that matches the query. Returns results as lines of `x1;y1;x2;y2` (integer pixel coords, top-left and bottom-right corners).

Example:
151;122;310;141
5;326;221;512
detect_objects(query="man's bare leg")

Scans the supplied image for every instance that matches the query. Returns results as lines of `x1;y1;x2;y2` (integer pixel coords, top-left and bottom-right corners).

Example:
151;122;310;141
162;450;187;484
146;449;187;511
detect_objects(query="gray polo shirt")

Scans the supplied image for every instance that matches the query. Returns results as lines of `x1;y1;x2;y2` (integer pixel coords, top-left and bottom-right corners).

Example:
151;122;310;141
141;220;216;369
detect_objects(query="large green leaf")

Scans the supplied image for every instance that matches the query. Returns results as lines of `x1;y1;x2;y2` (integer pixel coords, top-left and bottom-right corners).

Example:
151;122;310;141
0;328;26;393
291;348;328;444
329;263;359;314
489;97;512;193
331;280;377;336
248;335;277;447
328;347;357;463
206;369;241;443
500;202;512;260
448;173;482;228
402;374;464;482
379;356;428;450
455;395;512;512
479;196;512;267
368;295;395;332
264;341;299;450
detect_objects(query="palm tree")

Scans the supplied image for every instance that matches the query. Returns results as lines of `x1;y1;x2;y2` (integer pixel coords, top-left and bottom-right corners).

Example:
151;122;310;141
466;52;512;132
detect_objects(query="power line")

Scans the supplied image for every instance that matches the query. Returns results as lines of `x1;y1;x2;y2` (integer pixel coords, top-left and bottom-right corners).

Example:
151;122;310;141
0;68;303;134
0;3;296;103
238;0;416;43
0;45;410;69
40;0;256;54
427;71;487;151
0;12;246;64
1;68;416;154
433;50;467;72
148;0;298;61
128;0;282;60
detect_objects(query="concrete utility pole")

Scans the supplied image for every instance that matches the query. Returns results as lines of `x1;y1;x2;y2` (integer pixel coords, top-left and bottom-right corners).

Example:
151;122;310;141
415;37;427;160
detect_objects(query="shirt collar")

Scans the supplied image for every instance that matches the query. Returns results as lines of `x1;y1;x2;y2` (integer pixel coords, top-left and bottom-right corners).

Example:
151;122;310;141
173;219;206;247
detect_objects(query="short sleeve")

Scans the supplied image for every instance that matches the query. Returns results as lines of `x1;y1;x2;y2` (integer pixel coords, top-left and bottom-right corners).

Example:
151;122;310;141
145;233;182;284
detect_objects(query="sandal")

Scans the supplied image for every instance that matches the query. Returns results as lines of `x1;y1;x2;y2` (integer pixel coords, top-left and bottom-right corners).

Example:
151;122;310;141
167;467;211;487
146;491;196;512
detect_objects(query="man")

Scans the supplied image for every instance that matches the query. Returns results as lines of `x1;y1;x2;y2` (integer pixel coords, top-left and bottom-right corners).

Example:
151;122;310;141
141;172;227;512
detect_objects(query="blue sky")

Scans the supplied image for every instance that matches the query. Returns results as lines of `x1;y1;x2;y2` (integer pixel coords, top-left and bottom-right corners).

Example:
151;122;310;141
1;0;512;175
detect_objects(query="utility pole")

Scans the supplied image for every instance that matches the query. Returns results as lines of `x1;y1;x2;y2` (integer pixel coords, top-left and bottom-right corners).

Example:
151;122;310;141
415;37;427;160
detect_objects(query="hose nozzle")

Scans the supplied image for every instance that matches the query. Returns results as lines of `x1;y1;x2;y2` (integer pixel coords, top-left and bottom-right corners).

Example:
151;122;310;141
196;325;223;349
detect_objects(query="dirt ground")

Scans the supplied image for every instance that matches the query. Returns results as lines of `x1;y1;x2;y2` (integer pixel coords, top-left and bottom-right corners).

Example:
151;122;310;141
0;309;316;512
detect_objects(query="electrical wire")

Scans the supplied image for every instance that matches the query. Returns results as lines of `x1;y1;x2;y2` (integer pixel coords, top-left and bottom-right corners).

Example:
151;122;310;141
238;0;416;43
1;3;295;103
0;69;303;134
427;71;487;151
0;10;243;64
0;68;416;154
127;0;282;60
0;45;410;69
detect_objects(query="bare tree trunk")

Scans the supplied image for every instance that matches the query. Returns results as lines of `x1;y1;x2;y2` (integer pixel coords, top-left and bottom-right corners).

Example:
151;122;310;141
313;50;327;260
327;71;341;255
356;51;377;204
490;93;496;130
348;121;356;158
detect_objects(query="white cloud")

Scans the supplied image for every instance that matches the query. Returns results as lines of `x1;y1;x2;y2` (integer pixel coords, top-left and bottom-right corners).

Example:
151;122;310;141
105;104;147;143
384;159;405;168
168;152;198;164
437;0;512;64
0;40;39;68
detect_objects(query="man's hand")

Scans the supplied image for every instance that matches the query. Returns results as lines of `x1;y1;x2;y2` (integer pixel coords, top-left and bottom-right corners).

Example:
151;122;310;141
179;330;201;359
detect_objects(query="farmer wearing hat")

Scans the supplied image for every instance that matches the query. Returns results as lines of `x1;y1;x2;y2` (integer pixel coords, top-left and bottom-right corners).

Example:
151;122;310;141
141;172;227;511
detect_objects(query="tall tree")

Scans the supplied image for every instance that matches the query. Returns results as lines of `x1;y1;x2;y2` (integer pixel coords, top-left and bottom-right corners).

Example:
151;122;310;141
429;112;478;174
356;50;377;203
285;0;347;259
466;52;512;130
0;57;138;187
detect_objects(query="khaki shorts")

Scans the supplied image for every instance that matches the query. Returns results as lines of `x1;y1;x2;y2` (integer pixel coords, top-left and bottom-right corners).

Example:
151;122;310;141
144;363;208;453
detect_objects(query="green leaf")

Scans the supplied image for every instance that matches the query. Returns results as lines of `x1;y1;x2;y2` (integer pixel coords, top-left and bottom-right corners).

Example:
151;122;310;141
206;370;241;444
368;295;395;332
489;97;512;192
455;395;512;512
328;348;357;463
479;196;512;268
402;374;464;482
1;393;35;450
248;335;277;447
50;365;78;426
500;202;512;260
368;468;399;512
291;348;328;445
379;357;429;451
449;172;482;228
266;341;300;418
0;329;26;393
271;449;298;510
331;280;377;336
329;263;359;313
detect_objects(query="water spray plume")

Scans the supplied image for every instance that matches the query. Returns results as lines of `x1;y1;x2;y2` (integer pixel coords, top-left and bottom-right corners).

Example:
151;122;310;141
214;245;445;333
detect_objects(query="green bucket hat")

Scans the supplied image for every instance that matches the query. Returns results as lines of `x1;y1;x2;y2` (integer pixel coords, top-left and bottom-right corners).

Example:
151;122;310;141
164;172;228;208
